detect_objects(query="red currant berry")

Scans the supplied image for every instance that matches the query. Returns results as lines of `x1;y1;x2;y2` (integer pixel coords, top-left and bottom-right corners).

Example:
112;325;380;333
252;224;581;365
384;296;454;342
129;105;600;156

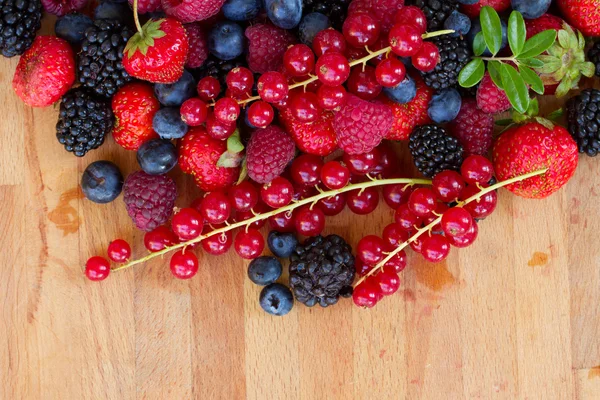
214;97;240;123
389;24;423;57
180;98;208;126
447;221;478;248
294;206;325;236
408;188;437;217
371;146;399;178
201;229;233;256
352;280;381;308
347;65;382;100
382;223;409;251
246;101;274;128
441;207;473;238
321;160;350;189
384;250;407;273
316;52;351;87
261;177;294;208
289;91;321;123
383;183;413;209
343;149;379;176
284;44;315;77
234;229;264;259
269;211;296;233
226;67;254;96
357;235;385;265
170;250;199;279
366;35;389;66
258;71;289;103
317;192;346;216
144;226;178;252
172;208;203;241
291;154;323;187
423;202;447;232
206;113;236;140
197;76;220;102
395;204;421;231
432;170;465;202
460;185;498;219
107;239;131;263
356;258;373;276
409;234;424;253
461;155;494;184
85;256;110;281
374;268;401;295
313;28;347;57
421;234;450;263
229;181;258;212
292;182;318;201
394;6;427;34
412;42;440;73
345;45;369;62
375;57;406;88
342;12;381;47
199;192;232;224
316;84;347;110
347;187;379;214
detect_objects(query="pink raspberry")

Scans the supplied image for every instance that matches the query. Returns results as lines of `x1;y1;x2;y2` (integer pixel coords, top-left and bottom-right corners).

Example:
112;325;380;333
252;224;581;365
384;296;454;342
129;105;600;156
161;0;225;23
123;171;177;232
246;125;296;184
333;94;393;155
184;23;208;69
41;0;87;16
245;23;297;74
476;73;511;114
128;0;162;14
448;99;494;156
348;0;405;32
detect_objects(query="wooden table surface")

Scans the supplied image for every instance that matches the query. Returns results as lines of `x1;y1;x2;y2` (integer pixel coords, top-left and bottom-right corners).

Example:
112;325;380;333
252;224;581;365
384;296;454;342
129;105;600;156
1;24;600;400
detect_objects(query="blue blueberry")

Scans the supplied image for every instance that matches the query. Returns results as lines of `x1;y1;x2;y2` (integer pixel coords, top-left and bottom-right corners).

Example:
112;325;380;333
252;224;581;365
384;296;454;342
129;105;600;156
399;56;412;68
94;1;132;25
152;108;189;140
248;256;282;286
154;70;196;107
259;283;294;316
208;21;245;61
428;89;462;123
267;231;298;258
136;139;178;176
444;11;471;37
383;75;417;104
511;0;551;20
468;18;507;57
222;0;262;21
457;0;479;4
265;0;302;29
55;13;94;45
81;161;123;204
299;12;330;45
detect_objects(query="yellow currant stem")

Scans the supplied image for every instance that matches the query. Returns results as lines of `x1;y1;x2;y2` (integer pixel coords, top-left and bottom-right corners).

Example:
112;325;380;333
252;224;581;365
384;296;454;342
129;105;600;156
133;0;144;37
353;168;548;287
111;177;432;272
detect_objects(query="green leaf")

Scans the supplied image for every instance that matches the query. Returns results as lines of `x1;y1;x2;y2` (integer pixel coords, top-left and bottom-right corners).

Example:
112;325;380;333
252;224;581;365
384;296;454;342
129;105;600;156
458;59;485;88
580;62;596;77
473;32;486;56
480;6;503;55
488;60;504;90
547;108;564;121
520;58;544;68
519;66;544;95
535;55;561;74
577;30;586;51
500;63;530;114
508;11;526;56
525;98;539;117
518;30;557;59
226;130;244;153
236;158;248;185
555;76;575;98
557;30;570;48
535;117;554;130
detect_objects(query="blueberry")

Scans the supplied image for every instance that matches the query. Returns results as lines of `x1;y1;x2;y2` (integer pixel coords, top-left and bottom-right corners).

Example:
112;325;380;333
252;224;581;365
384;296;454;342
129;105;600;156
265;0;302;29
299;12;330;45
428;89;462;123
81;161;123;204
267;231;298;258
208;21;245;61
468;18;507;57
457;0;478;4
152;108;189;140
94;1;132;25
511;0;551;20
248;256;282;285
383;75;417;104
444;11;471;37
55;13;94;45
222;0;262;21
259;283;294;316
137;139;178;175
154;70;196;107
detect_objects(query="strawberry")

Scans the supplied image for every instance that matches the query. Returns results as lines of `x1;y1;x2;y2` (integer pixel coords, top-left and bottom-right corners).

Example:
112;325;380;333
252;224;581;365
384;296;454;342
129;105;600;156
279;108;338;156
461;0;510;18
476;73;511;114
112;82;160;151
525;14;563;39
12;36;75;108
556;0;600;37
123;18;189;84
493;122;578;199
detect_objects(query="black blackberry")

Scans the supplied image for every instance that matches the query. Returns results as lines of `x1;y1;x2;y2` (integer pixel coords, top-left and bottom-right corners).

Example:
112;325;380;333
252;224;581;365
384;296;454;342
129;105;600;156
566;89;600;157
289;234;355;307
303;0;351;30
0;0;42;57
588;41;600;78
77;19;134;98
420;35;471;91
409;125;464;178
407;0;458;31
56;88;114;157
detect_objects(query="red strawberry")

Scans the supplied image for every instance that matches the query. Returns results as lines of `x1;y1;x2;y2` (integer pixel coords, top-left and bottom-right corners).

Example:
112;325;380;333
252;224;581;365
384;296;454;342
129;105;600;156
556;0;600;37
461;0;510;18
179;127;240;192
493;122;578;199
347;0;405;32
41;0;87;16
476;73;511;114
525;14;563;39
245;23;297;74
12;36;75;108
184;23;208;69
162;0;225;23
280;108;338;156
112;82;160;151
128;0;162;14
123;18;189;84
245;125;296;184
448;99;494;156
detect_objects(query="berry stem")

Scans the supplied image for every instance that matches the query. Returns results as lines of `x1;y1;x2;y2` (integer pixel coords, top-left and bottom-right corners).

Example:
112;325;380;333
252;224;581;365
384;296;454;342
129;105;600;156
354;168;549;287
111;177;432;272
133;0;144;37
421;29;456;39
477;56;517;62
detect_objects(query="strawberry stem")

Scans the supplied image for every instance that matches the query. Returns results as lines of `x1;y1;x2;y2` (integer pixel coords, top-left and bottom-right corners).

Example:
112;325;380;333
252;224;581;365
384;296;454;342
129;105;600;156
133;0;144;37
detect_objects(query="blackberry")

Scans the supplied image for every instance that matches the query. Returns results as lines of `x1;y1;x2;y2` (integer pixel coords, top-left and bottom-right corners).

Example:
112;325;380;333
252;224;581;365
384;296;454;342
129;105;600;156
56;88;114;157
420;35;471;90
77;19;134;98
303;0;351;30
566;89;600;157
197;54;249;95
0;0;42;57
588;41;600;78
409;125;464;178
289;234;355;307
407;0;458;31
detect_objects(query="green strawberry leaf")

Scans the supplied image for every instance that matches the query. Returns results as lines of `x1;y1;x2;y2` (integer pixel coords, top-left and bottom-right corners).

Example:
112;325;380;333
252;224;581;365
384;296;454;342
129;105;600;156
458;59;485;88
236;158;248;185
480;6;503;56
125;19;167;58
557;29;570;49
525;97;539;117
535;55;561;74
520;58;544;68
547;108;564;121
519;66;544;95
580;62;596;78
473;32;486;56
500;63;530;114
518;30;557;59
555;76;575;98
508;11;526;56
226;130;244;153
488;60;504;90
535;117;555;130
577;30;586;51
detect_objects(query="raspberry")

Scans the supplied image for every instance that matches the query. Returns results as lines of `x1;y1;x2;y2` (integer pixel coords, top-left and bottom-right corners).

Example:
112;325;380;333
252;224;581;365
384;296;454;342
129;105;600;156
333;94;393;155
348;0;405;32
123;171;177;232
447;99;494;156
246;125;296;184
245;23;296;74
280;108;338;156
460;0;510;18
41;0;87;16
128;0;162;14
184;23;208;69
476;73;511;114
162;0;225;23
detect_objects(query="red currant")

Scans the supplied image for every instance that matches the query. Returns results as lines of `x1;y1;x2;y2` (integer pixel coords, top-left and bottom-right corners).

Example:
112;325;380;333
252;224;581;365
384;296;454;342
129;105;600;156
371;146;399;178
172;208;203;240
201;229;233;256
170;250;199;279
375;57;406;88
214;97;240;123
291;154;323;187
261;177;294;208
289;91;321;123
352;280;381;308
228;181;258;212
316;52;351;87
144;226;178;252
357;235;385;265
347;65;382;100
460;185;498;219
85;256;110;281
432;170;465;202
395;204;421;231
366;35;389;66
313;28;347;57
226;67;254;96
383;183;413;209
342;12;380;47
382;223;409;251
343;149;379;176
295;206;325;236
345;45;369;62
180;98;208;126
356;258;373;276
384;250;407;273
447;221;478;248
321;160;350;189
269;211;296;233
197;76;220;102
409;234;424;253
316;84;347;110
389;24;423;57
284;44;315;77
347;187;379;214
423;202;447;232
206;113;236;140
374;267;401;295
246;101;274;128
421;234;450;263
199;192;231;224
441;207;473;238
394;6;427;34
317;193;346;216
292;182;318;201
234;229;264;259
412;42;440;73
107;239;131;263
257;71;289;103
461;155;494;185
408;188;437;217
